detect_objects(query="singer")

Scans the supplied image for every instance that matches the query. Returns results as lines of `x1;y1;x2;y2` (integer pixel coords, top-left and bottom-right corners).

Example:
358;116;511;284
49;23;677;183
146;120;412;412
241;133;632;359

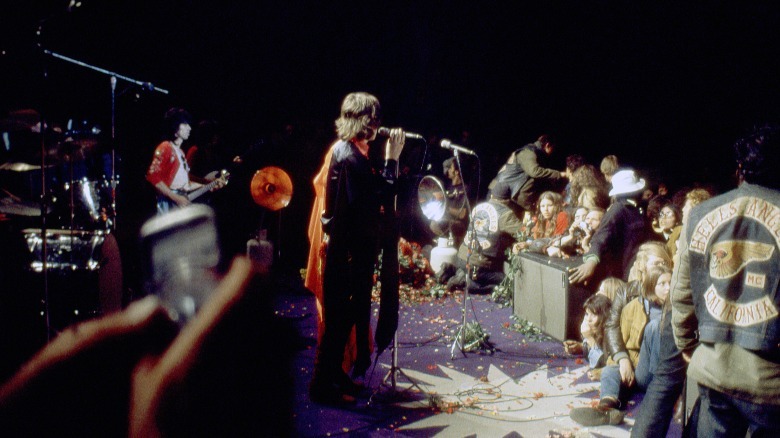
308;92;405;406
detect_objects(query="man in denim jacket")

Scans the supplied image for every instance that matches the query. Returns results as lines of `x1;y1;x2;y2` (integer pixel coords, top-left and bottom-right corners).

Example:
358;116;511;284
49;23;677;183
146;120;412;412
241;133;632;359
671;124;780;437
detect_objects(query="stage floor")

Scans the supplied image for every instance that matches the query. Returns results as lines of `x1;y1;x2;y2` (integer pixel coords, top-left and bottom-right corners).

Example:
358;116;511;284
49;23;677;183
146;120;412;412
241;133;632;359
276;277;682;438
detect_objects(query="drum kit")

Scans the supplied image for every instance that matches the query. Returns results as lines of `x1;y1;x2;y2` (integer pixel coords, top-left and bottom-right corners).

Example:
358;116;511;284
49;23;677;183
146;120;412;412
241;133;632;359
0;109;116;231
0;109;121;334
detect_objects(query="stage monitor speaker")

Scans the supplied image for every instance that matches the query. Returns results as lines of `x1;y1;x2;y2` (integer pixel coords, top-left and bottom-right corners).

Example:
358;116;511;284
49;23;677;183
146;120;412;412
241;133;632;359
512;252;592;341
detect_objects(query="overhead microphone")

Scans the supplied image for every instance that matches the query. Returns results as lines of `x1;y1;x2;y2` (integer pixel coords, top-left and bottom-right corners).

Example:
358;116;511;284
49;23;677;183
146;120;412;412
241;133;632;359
377;126;424;140
440;139;477;156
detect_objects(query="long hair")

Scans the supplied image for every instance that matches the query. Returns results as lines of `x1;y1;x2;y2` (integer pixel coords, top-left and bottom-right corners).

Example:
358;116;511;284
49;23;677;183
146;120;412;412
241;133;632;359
597;276;626;302
583;293;612;351
577;186;610;210
532;191;564;238
627;241;672;283
570;164;609;209
335;92;381;141
642;265;673;304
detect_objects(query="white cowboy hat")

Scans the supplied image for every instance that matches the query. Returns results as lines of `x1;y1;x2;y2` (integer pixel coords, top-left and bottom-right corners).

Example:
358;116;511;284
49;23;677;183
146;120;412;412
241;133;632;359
609;169;646;197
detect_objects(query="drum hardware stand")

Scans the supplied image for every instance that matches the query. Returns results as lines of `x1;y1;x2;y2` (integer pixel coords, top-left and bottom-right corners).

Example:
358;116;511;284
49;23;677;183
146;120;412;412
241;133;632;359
30;9;168;338
36;17;55;341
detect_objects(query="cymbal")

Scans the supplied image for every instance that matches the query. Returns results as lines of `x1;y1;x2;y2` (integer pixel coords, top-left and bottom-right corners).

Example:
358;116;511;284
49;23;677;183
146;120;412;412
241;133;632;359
251;166;293;211
0;161;53;172
57;137;100;161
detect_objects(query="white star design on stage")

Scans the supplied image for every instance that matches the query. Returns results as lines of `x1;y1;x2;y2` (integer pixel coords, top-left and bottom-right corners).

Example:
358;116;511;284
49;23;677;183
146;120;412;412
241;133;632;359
381;364;633;437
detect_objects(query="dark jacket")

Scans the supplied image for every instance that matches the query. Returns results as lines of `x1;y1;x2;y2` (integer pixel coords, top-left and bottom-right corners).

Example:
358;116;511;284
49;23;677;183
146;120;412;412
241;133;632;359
583;197;656;282
676;182;780;354
606;280;643;361
321;140;397;239
457;198;523;271
490;142;562;211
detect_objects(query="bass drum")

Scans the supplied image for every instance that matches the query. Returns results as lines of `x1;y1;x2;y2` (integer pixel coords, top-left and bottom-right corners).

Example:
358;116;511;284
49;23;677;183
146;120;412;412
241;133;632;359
21;229;124;330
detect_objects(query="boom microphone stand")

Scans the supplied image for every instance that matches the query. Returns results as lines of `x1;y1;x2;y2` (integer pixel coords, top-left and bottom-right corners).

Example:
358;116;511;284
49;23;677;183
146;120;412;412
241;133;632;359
42;49;169;231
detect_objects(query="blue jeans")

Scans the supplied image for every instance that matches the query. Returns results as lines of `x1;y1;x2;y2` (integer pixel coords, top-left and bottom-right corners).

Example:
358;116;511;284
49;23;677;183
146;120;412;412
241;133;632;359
632;312;687;438
697;385;780;437
600;364;622;402
600;318;662;404
635;317;661;389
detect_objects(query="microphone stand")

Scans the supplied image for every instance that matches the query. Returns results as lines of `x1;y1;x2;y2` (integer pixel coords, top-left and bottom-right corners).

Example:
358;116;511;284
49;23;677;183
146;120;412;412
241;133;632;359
36;20;52;342
110;75;117;229
42;49;170;231
371;138;428;404
447;150;491;359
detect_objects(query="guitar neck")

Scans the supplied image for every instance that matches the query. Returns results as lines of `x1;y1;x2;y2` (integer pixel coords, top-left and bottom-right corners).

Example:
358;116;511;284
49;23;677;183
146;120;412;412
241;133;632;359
186;180;218;201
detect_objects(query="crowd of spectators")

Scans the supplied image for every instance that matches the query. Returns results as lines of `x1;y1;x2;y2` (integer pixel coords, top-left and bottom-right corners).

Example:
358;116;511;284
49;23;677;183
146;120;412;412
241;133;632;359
428;127;780;436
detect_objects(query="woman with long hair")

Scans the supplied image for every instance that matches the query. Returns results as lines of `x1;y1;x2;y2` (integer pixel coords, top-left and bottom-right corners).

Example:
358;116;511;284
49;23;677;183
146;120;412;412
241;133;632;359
570;265;672;426
530;191;570;239
607;241;671;400
563;293;613;380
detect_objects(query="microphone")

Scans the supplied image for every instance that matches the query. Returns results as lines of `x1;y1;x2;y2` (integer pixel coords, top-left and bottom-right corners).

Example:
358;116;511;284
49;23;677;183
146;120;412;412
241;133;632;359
440;139;477;156
377;126;424;140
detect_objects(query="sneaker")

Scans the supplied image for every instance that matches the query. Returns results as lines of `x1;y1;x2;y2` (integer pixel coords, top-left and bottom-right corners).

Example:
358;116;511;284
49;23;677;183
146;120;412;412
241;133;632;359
570;406;625;427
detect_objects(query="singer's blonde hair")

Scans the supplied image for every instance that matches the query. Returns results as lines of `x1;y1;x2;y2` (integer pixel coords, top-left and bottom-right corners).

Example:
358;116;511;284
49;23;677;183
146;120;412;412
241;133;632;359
335;92;381;141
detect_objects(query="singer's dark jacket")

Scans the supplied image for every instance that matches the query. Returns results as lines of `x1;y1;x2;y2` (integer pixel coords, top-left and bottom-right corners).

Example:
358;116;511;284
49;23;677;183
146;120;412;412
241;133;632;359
317;139;399;374
321;140;397;239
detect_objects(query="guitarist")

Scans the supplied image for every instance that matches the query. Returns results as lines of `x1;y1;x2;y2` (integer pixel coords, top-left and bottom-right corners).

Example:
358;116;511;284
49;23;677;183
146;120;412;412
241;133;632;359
146;108;225;214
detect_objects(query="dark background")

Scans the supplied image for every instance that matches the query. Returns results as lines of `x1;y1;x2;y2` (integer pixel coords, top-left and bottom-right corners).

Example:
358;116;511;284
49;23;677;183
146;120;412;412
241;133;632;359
3;1;780;280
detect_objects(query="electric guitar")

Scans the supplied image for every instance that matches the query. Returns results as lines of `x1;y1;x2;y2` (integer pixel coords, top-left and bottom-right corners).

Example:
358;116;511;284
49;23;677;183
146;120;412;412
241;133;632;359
176;170;231;202
158;170;230;211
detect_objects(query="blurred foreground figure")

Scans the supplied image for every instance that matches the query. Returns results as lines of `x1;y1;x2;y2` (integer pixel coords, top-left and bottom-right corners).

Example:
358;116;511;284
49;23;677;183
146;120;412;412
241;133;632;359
0;258;295;437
